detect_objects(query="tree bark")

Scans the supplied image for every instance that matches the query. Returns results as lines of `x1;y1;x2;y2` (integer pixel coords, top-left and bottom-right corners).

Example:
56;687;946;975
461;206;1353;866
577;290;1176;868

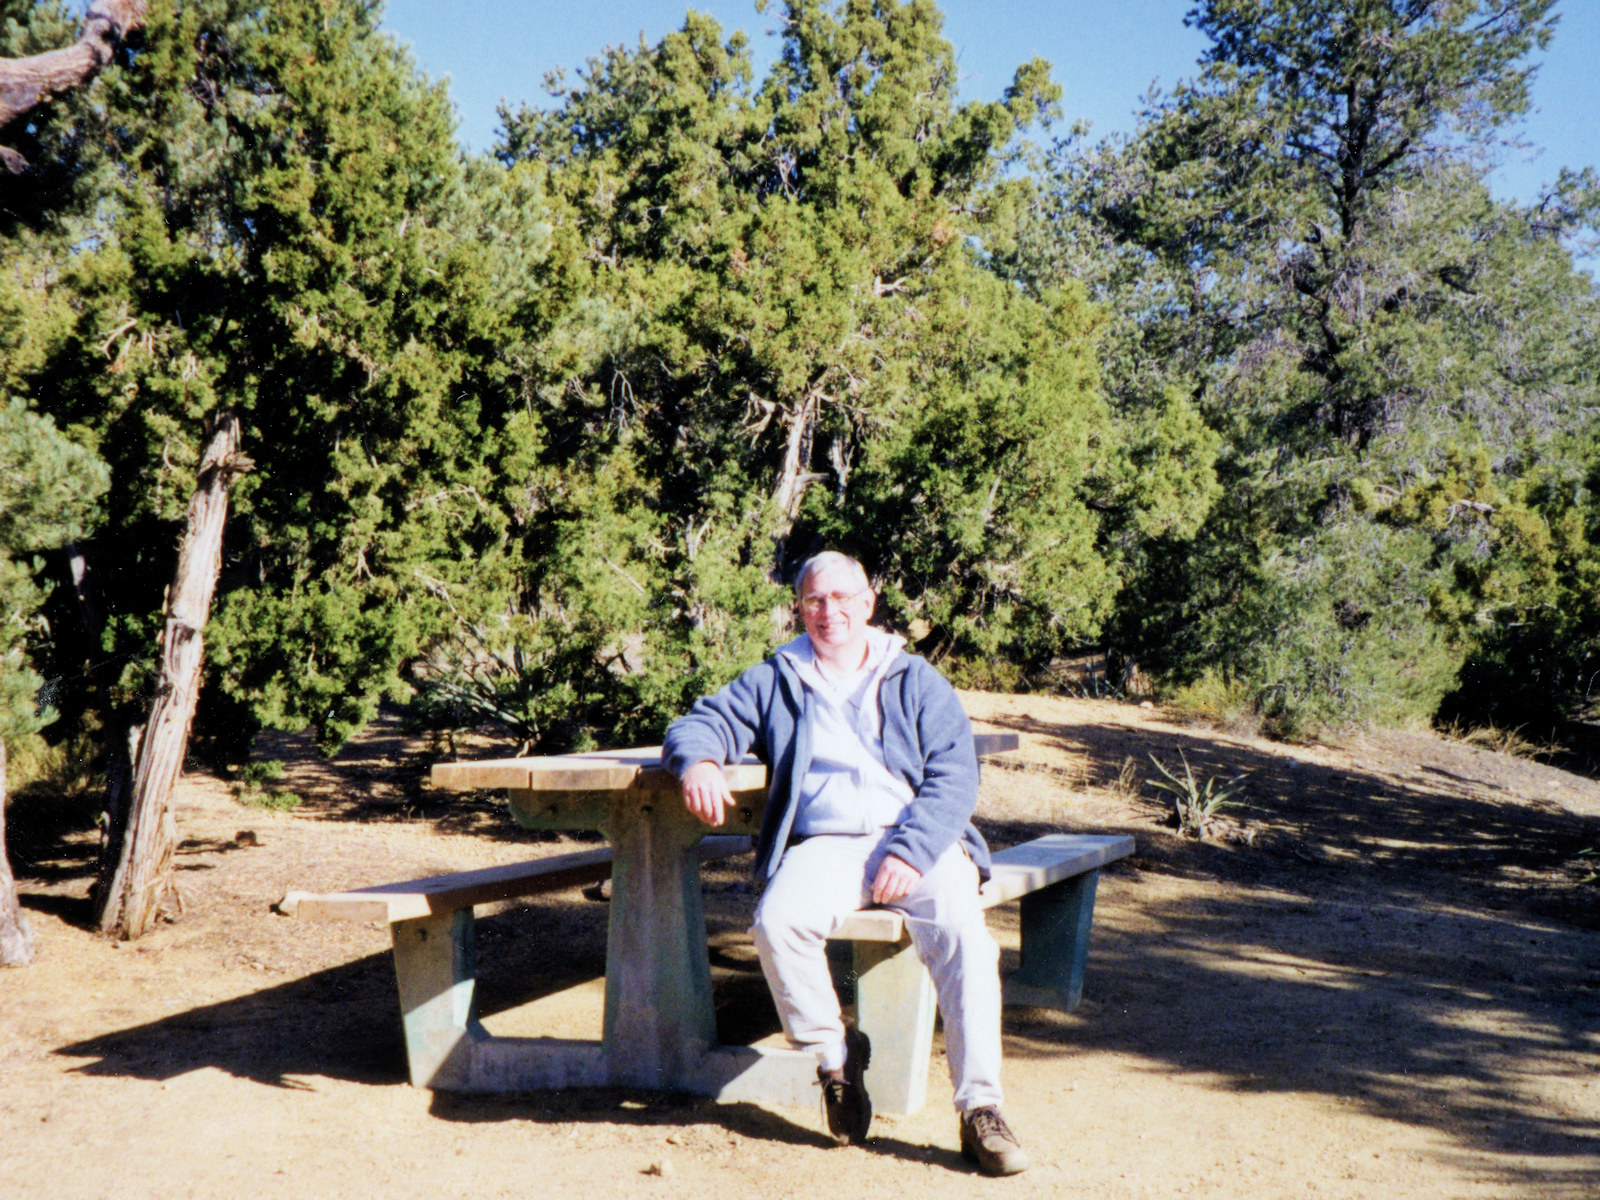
0;1;147;173
770;387;825;580
91;719;141;911
1;740;38;967
94;411;249;940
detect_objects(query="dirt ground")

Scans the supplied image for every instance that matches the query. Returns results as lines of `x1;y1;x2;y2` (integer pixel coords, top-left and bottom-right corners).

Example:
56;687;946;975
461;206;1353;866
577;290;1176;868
3;692;1599;1200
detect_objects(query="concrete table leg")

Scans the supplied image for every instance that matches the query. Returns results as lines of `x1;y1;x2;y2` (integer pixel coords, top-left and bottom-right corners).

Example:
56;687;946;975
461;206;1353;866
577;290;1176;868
598;795;718;1089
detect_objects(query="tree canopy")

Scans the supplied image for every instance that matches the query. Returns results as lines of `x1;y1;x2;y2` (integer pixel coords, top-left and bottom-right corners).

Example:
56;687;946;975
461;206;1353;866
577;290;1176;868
1015;0;1599;734
457;0;1191;741
0;0;1595;828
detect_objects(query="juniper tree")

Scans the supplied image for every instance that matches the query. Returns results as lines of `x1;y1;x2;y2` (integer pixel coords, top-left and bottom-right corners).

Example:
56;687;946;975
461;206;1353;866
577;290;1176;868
2;0;560;934
485;0;1202;719
0;0;146;172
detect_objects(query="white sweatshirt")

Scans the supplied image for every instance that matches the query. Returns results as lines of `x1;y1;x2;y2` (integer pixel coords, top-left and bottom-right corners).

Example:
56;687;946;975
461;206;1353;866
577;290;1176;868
777;628;915;837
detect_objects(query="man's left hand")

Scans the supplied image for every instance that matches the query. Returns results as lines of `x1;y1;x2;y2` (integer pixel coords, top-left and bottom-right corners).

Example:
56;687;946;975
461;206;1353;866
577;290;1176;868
870;854;921;905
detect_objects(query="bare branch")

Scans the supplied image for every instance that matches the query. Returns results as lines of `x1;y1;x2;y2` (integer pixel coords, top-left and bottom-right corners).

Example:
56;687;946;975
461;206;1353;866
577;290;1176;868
0;1;148;172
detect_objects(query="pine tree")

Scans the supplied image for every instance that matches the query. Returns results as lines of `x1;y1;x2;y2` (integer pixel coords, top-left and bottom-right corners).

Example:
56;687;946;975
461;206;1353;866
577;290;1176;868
1023;0;1600;731
0;402;108;965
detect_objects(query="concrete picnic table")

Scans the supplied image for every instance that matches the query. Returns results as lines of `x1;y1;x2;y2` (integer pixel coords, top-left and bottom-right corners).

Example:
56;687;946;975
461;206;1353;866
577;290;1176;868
426;732;1021;1104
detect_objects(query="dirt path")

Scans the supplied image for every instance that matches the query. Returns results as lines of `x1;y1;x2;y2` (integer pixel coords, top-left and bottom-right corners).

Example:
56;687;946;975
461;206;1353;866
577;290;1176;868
3;694;1598;1199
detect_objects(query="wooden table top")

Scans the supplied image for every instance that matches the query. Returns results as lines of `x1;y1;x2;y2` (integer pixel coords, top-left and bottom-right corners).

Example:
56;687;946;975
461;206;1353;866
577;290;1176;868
428;732;1020;794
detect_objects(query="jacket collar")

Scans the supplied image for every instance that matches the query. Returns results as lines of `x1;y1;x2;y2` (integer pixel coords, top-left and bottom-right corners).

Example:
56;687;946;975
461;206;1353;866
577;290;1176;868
772;629;910;703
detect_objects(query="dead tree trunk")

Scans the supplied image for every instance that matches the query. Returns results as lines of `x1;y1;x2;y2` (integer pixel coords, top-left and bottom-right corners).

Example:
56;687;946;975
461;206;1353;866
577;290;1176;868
91;720;141;912
94;412;249;940
0;1;147;173
770;387;826;582
1;741;37;966
771;390;818;530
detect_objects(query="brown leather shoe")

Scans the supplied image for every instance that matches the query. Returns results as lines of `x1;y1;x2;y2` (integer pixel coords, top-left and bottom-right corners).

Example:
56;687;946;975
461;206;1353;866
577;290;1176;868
817;1026;872;1144
960;1105;1029;1176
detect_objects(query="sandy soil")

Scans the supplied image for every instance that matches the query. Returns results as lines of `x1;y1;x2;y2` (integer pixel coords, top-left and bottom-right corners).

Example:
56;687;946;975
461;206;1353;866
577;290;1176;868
3;693;1598;1200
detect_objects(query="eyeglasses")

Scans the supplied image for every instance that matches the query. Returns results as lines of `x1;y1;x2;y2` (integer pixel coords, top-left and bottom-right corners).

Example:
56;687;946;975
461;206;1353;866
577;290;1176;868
798;589;868;615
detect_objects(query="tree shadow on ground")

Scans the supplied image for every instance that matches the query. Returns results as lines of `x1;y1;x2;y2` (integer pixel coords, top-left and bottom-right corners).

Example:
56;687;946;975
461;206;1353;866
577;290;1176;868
5;784;102;886
980;712;1600;921
425;1085;838;1153
977;711;1600;1194
5;786;373;932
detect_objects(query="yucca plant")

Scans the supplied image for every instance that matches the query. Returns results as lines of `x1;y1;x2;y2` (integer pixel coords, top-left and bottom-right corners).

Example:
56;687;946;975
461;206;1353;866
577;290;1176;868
1147;751;1249;839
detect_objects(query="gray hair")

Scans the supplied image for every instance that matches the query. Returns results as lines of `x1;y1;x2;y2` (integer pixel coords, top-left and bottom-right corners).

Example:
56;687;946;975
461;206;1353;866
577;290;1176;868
792;551;870;599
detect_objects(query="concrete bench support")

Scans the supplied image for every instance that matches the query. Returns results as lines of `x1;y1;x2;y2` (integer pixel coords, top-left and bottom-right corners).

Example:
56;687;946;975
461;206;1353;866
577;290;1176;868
392;909;481;1086
854;932;940;1114
1005;868;1100;1009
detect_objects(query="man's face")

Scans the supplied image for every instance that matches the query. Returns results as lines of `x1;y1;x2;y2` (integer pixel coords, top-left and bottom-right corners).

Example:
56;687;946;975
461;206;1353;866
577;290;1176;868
797;562;875;659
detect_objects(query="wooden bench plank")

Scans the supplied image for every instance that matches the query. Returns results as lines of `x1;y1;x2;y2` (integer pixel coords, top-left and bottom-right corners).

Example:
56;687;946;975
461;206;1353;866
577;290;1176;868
278;834;751;924
829;833;1136;942
984;832;1136;904
429;749;769;794
278;848;616;923
832;908;906;941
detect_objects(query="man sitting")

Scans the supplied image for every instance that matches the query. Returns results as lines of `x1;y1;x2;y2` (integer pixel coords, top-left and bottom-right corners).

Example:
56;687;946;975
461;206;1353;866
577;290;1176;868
663;551;1028;1176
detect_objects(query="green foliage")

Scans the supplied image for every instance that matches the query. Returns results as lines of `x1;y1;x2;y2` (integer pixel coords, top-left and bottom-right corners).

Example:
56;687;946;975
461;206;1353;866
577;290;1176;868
0;7;112;754
1162;669;1257;728
230;757;300;810
489;0;1148;703
5;0;546;756
0;401;108;746
235;759;284;787
1407;440;1600;734
7;0;1591;776
1021;0;1600;735
235;789;302;812
938;654;1031;694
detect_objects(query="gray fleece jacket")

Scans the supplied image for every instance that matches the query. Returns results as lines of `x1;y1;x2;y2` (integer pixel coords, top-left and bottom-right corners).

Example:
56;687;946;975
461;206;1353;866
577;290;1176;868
662;641;990;883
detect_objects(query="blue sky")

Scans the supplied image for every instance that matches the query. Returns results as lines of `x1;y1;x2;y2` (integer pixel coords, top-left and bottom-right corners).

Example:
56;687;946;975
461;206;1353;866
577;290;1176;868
381;0;1596;207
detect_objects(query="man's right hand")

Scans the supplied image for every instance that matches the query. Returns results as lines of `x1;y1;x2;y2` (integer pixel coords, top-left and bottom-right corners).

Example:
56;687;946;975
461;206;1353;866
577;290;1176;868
680;760;733;826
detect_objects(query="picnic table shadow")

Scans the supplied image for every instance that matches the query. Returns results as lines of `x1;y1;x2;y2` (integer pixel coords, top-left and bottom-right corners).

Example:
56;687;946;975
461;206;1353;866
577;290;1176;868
46;905;887;1155
425;1085;974;1171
